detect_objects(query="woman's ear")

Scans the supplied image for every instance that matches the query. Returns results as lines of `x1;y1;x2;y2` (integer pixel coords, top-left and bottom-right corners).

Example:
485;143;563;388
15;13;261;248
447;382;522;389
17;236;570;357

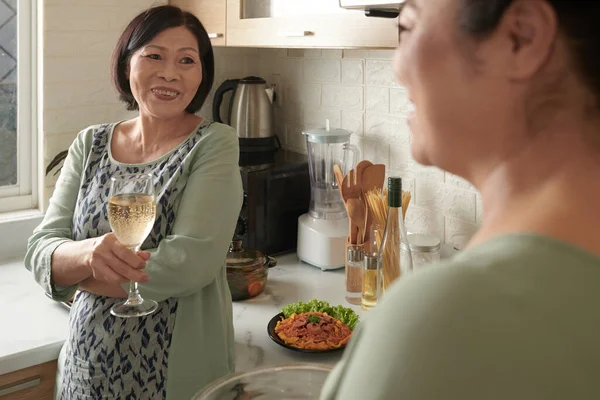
499;0;559;80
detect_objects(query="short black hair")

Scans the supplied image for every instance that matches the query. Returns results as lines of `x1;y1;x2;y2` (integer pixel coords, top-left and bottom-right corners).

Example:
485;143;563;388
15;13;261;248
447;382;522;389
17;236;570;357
459;0;600;107
110;5;214;114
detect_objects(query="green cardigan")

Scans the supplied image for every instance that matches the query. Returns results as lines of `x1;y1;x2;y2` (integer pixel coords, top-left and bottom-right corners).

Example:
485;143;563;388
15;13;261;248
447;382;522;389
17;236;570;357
25;121;243;399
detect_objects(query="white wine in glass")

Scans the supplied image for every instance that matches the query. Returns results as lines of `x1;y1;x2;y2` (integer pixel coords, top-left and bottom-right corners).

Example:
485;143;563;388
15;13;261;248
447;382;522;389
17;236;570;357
107;173;158;318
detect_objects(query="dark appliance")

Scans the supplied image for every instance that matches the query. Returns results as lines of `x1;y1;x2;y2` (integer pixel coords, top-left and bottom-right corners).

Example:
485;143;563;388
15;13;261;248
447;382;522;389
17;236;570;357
235;150;310;256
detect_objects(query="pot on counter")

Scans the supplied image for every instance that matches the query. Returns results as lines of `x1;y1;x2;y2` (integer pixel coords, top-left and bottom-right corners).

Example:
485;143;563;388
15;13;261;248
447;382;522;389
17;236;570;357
226;240;276;301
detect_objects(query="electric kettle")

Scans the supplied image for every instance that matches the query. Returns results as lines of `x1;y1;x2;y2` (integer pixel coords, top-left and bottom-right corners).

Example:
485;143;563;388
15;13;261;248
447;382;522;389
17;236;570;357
212;76;275;140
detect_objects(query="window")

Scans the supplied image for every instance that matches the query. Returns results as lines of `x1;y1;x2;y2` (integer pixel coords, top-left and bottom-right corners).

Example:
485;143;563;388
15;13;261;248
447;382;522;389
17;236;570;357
0;0;37;213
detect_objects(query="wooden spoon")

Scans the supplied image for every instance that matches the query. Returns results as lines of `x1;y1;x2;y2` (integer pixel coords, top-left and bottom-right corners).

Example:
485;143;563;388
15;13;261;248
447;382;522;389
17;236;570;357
362;164;386;193
333;164;345;197
346;198;366;245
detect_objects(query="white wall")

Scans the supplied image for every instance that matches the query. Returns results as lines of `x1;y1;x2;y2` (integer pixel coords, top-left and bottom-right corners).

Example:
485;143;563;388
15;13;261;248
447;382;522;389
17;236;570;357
200;48;481;246
42;0;166;208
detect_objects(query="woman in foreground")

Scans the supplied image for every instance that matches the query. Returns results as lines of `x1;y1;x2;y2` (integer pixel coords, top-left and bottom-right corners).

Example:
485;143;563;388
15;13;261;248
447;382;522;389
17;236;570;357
321;1;600;398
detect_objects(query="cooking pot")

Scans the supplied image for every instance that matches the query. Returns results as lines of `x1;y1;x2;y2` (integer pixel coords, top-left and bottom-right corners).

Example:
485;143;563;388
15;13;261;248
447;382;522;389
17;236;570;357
226;240;276;301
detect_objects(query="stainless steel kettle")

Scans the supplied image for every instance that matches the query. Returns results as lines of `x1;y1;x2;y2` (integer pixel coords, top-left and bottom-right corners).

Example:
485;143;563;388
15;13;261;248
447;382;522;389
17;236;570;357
212;76;275;139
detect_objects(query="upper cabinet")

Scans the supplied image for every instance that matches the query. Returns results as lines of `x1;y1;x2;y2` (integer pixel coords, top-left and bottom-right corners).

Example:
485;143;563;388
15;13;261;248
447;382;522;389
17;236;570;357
171;0;227;46
171;0;398;48
227;0;397;48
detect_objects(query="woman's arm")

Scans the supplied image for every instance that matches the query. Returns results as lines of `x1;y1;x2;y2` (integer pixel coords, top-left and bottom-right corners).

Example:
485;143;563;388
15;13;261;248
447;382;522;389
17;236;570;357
128;125;243;302
25;129;91;301
25;127;148;301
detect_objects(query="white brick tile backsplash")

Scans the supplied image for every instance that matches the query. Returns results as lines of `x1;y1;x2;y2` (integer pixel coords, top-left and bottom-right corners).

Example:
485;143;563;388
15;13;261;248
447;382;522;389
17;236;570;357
415;179;444;210
363;138;390;169
366;87;390;113
322;49;343;59
282;58;304;82
287;49;304;58
304;49;323;58
342;50;368;59
304;59;341;83
367;50;395;60
446;173;476;191
366;60;399;87
341;111;364;136
389;142;414;176
286;82;321;106
443;185;477;222
341;60;364;85
322;85;363;110
302;105;342;129
389;88;411;116
365;113;410;148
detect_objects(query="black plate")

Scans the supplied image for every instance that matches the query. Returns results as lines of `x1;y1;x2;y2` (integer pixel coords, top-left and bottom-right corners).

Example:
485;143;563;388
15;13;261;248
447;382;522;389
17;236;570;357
267;313;346;354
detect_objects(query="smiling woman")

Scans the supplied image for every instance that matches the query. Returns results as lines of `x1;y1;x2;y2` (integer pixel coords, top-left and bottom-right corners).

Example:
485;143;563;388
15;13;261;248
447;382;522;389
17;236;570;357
24;5;243;400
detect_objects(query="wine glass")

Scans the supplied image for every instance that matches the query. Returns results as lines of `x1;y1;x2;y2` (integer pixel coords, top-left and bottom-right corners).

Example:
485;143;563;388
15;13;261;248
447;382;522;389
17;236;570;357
107;173;158;318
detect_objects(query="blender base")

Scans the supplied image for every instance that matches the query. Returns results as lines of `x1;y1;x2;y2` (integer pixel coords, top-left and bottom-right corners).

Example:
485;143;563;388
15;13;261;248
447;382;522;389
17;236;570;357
296;214;348;270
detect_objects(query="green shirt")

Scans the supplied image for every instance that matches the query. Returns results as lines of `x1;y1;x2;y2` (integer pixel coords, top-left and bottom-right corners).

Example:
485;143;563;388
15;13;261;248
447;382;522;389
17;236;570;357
321;234;600;400
25;121;243;399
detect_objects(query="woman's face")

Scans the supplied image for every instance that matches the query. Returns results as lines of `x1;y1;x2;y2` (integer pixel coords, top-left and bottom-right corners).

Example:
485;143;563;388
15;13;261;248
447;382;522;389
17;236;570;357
128;26;203;119
394;0;520;177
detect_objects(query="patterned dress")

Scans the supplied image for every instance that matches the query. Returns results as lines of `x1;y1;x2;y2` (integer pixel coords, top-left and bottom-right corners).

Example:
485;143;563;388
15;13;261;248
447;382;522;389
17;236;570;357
59;121;208;399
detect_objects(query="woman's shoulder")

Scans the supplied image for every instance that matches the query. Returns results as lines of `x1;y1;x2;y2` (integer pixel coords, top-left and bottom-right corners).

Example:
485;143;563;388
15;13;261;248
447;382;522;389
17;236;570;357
192;120;239;155
199;121;238;143
74;122;118;147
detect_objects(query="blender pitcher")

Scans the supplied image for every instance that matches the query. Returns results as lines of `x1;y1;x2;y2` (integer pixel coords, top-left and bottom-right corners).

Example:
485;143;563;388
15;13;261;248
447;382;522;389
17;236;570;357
297;122;360;270
305;128;359;220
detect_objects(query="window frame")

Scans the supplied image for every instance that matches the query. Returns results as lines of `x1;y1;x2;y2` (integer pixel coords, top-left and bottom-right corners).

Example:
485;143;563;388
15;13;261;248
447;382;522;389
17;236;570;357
0;0;38;213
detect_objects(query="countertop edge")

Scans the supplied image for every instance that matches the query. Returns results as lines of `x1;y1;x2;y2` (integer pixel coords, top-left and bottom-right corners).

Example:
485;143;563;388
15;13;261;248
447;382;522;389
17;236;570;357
0;341;63;375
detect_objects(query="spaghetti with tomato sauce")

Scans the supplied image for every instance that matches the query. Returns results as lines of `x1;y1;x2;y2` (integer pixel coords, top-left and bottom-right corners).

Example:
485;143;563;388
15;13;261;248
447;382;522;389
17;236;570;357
274;311;353;351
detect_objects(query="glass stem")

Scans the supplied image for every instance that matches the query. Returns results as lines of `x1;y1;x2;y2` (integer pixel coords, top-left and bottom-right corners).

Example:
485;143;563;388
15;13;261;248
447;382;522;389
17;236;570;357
126;246;144;305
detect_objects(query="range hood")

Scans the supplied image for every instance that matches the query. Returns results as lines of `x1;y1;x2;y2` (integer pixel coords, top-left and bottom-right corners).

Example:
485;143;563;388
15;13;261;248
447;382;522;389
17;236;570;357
339;0;404;17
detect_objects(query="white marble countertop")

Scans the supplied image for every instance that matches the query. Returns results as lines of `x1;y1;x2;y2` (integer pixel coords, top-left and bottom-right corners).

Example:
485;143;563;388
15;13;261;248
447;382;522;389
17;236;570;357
0;253;361;376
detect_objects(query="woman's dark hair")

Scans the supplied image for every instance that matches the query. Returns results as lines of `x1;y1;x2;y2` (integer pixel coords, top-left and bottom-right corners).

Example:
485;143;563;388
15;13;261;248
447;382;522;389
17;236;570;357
110;5;214;114
459;1;600;106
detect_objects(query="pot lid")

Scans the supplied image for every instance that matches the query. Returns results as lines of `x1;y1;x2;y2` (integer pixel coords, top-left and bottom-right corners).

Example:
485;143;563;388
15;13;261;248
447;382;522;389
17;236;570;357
226;240;267;268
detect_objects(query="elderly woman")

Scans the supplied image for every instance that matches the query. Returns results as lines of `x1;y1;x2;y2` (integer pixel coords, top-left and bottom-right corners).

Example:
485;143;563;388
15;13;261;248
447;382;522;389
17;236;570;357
322;1;600;399
25;6;242;399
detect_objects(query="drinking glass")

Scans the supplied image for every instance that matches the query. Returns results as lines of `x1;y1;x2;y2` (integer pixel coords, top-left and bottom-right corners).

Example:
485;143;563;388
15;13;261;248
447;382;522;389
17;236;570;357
107;173;158;318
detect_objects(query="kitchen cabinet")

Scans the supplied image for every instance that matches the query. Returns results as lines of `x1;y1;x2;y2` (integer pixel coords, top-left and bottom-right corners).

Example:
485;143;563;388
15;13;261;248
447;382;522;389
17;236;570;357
0;360;57;399
226;0;397;48
171;0;227;46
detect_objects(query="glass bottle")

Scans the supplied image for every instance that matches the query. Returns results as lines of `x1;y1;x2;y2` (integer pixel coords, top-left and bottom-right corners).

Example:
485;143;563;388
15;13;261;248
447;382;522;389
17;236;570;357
361;225;380;311
378;177;413;296
345;244;364;305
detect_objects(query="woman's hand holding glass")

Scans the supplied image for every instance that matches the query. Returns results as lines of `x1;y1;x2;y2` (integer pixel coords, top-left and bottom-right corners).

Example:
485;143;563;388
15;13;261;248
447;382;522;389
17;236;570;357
86;232;149;285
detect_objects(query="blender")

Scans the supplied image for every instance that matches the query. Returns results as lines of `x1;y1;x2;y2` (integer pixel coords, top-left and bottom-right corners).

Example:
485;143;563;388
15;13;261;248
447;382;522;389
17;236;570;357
297;122;360;270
